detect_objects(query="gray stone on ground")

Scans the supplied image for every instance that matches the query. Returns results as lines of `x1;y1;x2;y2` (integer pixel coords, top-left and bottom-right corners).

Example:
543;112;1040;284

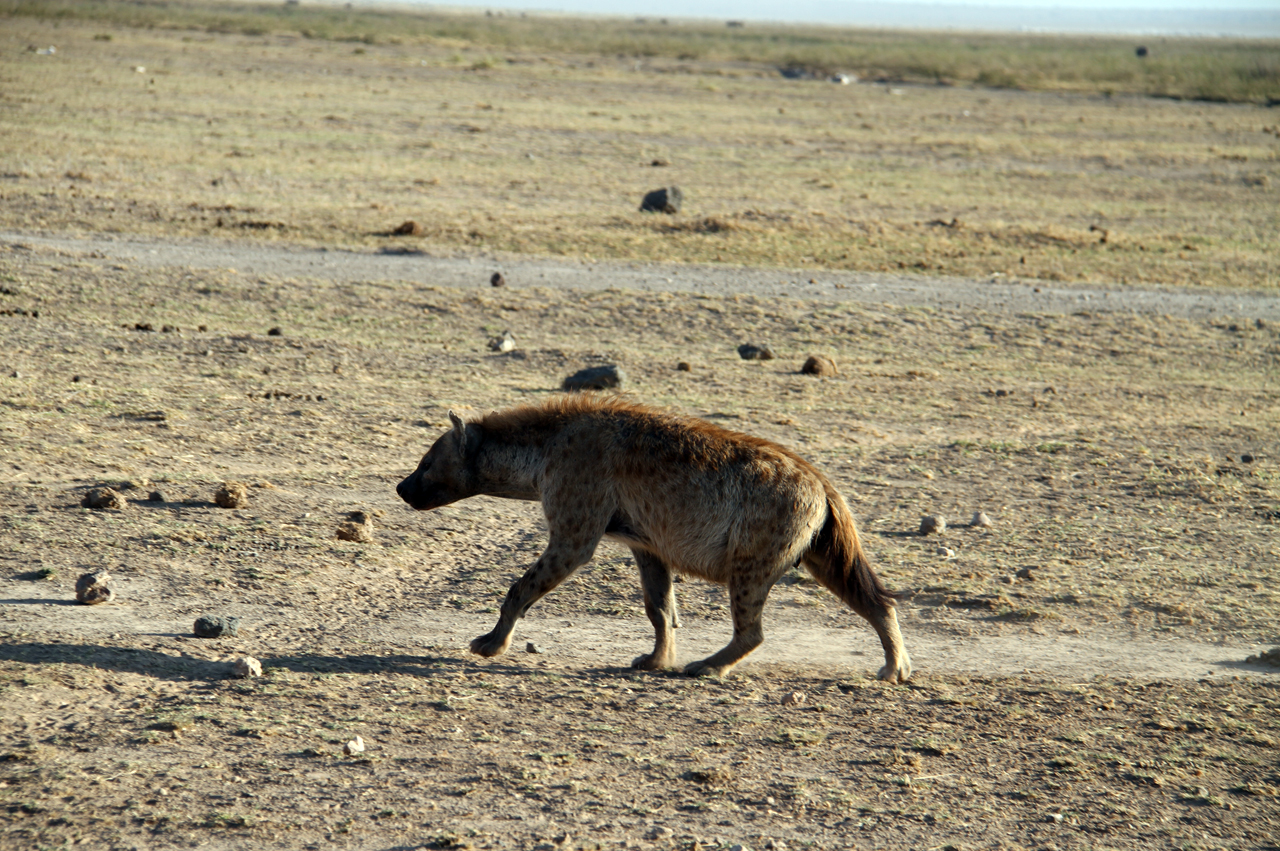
639;186;682;213
971;510;993;527
194;615;240;638
920;515;947;535
737;343;775;361
800;355;837;376
563;364;625;391
490;272;505;287
147;490;166;502
214;481;249;509
487;330;516;353
232;656;262;678
337;510;375;543
82;487;126;509
75;569;114;605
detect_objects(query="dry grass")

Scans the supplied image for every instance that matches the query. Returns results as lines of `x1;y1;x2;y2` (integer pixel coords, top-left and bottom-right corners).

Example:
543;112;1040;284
5;0;1279;103
0;17;1276;289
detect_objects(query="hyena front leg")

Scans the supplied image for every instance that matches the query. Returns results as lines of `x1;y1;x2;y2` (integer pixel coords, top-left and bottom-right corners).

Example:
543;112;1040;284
470;537;599;658
684;572;775;678
631;549;678;671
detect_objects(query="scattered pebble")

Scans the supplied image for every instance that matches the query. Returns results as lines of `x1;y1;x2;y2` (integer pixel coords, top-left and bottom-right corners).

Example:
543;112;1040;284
676;361;692;372
526;641;542;654
920;515;947;535
392;220;423;236
194;615;240;638
487;330;516;353
1016;567;1036;580
337;510;375;543
266;327;283;336
780;690;806;706
800;355;837;376
647;826;675;840
1241;453;1254;464
81;487;126;510
75;569;114;605
738;343;775;361
490;272;505;287
971;510;993;527
343;735;365;756
1048;813;1064;824
147;490;165;503
563;364;624;391
232;656;262;678
937;547;956;559
214;481;249;509
765;841;788;851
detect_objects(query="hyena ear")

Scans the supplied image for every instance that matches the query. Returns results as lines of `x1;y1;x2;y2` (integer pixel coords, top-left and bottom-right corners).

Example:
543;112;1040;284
447;410;466;451
447;410;481;457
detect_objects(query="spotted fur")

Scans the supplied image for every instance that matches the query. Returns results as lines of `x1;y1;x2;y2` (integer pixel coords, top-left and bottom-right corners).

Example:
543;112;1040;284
397;395;911;681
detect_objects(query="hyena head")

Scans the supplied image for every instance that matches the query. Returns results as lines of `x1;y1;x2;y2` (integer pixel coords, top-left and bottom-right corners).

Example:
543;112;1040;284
397;411;482;511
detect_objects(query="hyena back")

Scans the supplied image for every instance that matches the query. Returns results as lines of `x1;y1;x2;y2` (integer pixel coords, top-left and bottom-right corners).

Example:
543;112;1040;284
396;395;911;681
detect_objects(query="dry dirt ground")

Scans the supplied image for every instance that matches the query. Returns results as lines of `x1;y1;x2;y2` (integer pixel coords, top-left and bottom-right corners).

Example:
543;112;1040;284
1;13;1279;851
1;230;1279;851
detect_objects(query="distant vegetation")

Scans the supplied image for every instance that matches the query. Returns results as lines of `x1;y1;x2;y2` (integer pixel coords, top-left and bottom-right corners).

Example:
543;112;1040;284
4;0;1277;103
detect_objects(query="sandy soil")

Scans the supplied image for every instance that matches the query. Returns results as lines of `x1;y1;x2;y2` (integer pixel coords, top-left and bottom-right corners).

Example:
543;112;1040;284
1;229;1278;851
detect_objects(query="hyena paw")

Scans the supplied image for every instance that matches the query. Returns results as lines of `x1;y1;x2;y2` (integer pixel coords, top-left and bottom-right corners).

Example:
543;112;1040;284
682;659;726;678
631;652;673;671
469;631;512;658
877;656;913;684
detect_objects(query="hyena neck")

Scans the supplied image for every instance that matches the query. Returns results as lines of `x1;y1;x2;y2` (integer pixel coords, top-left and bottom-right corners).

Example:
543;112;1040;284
473;436;544;502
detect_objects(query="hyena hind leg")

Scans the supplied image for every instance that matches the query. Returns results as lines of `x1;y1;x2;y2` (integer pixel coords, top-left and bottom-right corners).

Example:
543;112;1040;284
631;549;678;671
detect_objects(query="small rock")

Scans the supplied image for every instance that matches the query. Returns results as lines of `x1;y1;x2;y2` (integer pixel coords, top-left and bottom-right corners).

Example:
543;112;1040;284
82;487;126;510
563;364;625;391
1047;813;1064;824
526;641;542;654
971;510;993;527
194;615;240;638
800;355;837;376
75;569;114;605
343;735;365;756
647;826;675;840
490;272;505;287
780;690;806;706
737;343;775;361
765;842;787;851
488;330;516;353
920;515;946;535
1015;567;1036;581
1241;453;1254;464
337;511;375;543
147;490;165;502
266;327;283;336
676;361;692;372
392;220;423;236
232;656;262;678
214;481;249;509
728;845;754;851
639;186;682;213
1245;647;1280;668
937;547;956;559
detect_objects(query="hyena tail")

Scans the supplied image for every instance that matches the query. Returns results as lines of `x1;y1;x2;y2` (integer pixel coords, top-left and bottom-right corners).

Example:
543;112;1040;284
805;486;899;612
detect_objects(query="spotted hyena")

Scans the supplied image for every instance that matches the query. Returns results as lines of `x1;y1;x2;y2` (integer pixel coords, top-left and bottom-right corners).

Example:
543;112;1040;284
396;396;911;681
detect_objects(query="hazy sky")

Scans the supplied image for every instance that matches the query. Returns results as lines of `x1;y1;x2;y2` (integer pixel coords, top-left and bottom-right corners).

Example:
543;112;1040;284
362;1;1280;36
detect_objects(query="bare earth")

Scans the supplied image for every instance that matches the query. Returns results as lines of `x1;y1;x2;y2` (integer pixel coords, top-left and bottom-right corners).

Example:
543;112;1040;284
2;230;1278;851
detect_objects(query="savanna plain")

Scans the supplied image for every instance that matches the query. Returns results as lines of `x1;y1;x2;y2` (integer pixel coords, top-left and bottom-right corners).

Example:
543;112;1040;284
1;5;1279;851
